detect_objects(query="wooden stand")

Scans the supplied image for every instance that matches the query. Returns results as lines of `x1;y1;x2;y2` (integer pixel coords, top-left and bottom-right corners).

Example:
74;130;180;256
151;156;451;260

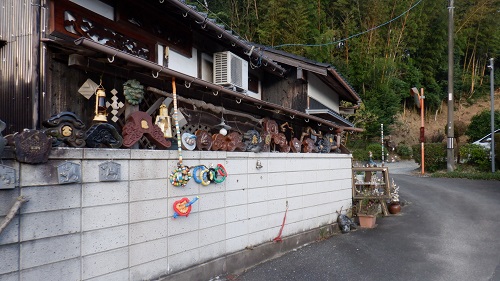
352;166;392;216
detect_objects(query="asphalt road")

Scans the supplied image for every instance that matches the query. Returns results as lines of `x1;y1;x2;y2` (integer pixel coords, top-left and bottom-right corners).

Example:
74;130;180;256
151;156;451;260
227;167;500;281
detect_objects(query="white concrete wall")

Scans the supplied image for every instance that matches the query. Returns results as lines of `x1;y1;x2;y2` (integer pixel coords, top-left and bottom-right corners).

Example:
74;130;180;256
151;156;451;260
0;148;352;281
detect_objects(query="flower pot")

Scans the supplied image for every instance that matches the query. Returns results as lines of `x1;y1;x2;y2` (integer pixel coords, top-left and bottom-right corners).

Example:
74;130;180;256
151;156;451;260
358;214;376;228
388;203;401;214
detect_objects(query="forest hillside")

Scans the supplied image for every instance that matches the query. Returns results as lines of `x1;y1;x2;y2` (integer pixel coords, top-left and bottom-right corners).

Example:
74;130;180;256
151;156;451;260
187;0;499;144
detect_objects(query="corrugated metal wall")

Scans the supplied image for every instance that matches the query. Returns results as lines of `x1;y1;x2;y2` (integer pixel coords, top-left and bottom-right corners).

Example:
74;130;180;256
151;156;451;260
0;0;39;135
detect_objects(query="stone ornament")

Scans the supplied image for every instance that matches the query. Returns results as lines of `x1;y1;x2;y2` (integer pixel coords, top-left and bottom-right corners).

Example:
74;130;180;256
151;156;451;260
57;161;81;184
14;130;52;164
43;112;86;147
243;130;262;152
99;161;121;181
0;164;16;189
85;123;123;148
122;111;171;149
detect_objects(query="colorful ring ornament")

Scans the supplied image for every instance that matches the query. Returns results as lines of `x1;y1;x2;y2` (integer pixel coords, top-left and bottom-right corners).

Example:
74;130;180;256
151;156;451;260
191;165;205;184
173;196;199;218
213;164;227;184
169;165;192;187
200;168;211;186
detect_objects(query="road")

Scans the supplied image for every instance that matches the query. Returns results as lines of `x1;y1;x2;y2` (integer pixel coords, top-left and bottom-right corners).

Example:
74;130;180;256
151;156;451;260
227;167;500;281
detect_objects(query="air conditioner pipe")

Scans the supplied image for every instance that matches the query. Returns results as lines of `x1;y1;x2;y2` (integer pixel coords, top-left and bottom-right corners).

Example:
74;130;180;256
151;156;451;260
164;0;286;75
72;37;362;132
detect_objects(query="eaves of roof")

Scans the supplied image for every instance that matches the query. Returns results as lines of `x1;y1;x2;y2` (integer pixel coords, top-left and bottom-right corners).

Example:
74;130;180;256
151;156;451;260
164;0;286;76
68;37;363;132
261;46;361;103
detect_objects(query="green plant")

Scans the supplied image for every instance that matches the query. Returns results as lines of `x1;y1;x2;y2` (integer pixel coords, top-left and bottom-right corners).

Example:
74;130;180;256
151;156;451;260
396;144;413;159
412;143;447;172
466;110;500;141
357;198;379;215
459;144;490;171
366;143;383;160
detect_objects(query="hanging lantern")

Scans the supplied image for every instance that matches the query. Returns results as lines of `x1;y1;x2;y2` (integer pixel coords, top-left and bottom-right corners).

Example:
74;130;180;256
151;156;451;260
155;104;173;138
93;83;108;122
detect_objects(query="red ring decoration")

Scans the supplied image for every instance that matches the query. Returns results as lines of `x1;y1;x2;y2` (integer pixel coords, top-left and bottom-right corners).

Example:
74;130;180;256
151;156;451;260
217;164;228;177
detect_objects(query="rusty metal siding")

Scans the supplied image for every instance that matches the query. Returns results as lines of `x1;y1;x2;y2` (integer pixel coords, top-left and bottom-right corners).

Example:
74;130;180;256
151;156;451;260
0;0;38;135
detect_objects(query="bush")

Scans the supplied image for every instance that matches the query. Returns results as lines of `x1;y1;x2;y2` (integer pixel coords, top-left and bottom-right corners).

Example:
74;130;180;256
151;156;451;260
366;143;383;160
459;144;490;171
351;143;384;162
466;110;500;141
412;143;447;172
396;144;413;159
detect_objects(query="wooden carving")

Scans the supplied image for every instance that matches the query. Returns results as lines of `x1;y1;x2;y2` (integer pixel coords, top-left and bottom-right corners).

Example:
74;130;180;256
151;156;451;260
261;131;272;152
211;134;228;151
226;132;247;152
290;137;301;153
302;138;316;153
195;130;212;150
43;112;86;148
122;111;171;149
274;133;290;153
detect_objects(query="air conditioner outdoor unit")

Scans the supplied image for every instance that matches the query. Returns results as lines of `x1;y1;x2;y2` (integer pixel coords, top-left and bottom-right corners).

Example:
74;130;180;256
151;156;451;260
213;51;248;92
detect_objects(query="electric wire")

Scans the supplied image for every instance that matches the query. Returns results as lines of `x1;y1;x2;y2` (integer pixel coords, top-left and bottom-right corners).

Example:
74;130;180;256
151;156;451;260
189;0;423;49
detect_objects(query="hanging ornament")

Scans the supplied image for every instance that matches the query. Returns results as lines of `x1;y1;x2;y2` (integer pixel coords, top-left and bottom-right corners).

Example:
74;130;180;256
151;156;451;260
168;77;192;186
106;88;124;123
78;78;98;99
93;79;108;122
123;79;144;105
154;104;173;138
173;196;199;218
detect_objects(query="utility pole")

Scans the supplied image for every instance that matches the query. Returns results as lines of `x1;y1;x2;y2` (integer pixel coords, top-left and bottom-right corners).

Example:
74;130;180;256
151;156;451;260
447;0;455;172
489;58;495;172
411;87;425;175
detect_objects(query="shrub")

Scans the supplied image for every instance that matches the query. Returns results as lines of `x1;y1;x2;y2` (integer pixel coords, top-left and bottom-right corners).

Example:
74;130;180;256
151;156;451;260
466;110;500;141
366;143;383;160
459;144;490;171
412;143;447;172
396;144;413;159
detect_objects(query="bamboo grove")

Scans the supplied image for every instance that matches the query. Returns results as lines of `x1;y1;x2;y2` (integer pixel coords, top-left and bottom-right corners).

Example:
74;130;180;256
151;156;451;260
187;0;499;139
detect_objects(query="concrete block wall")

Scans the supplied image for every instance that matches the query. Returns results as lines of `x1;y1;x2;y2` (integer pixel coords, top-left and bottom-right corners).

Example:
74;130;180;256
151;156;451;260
0;148;352;281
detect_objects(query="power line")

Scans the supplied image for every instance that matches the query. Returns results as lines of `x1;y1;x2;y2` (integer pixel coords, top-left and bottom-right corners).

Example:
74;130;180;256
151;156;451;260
273;0;424;49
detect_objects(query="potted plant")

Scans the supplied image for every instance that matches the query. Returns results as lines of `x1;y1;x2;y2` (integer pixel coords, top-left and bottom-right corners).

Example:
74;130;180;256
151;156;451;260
356;198;379;228
388;179;401;215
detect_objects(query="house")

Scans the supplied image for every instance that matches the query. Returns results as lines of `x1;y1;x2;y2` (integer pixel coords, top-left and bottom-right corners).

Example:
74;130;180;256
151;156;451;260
0;0;362;280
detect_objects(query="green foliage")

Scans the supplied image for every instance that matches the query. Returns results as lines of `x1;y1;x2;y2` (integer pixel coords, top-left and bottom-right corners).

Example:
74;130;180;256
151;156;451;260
466;110;500;141
196;0;499;137
459;144;490;171
396;144;413;159
351;143;383;162
412;143;447;172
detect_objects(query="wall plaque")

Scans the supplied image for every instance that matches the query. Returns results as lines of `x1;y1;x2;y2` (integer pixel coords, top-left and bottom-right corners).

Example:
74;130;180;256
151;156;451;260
99;161;121;182
0;164;16;189
57;162;81;184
